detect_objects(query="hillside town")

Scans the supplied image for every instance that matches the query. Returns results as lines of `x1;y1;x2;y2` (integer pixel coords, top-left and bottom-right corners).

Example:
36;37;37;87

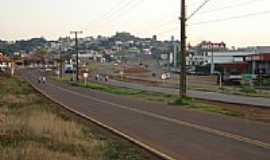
1;0;270;159
1;32;270;87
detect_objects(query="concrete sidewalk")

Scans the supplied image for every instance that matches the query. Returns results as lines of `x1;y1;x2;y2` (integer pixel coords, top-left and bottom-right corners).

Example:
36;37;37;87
102;79;270;108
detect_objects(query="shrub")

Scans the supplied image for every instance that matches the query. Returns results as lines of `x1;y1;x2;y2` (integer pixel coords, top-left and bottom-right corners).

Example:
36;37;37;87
239;85;257;94
170;96;193;106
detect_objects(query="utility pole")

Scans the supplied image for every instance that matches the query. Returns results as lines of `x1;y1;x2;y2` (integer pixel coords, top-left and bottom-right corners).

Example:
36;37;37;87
59;44;63;79
70;31;83;81
211;42;215;75
180;0;187;97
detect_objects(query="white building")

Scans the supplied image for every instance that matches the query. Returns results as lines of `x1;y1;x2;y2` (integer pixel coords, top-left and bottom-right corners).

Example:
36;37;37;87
188;51;255;66
72;51;104;64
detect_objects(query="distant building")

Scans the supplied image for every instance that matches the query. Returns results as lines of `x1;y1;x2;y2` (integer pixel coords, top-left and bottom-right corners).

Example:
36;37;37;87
188;51;254;66
189;43;270;78
189;41;246;66
246;52;270;75
152;35;157;41
171;36;175;42
0;53;10;70
72;51;103;64
143;49;152;55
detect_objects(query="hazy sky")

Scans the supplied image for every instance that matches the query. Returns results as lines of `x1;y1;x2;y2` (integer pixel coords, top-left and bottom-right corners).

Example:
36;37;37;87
0;0;270;47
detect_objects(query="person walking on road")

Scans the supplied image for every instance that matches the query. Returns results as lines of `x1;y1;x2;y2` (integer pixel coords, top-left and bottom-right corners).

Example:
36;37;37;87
38;76;42;84
42;76;47;84
105;75;109;82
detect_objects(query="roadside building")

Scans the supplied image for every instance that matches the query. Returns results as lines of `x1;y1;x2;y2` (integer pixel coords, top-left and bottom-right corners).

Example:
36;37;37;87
188;43;270;76
72;51;103;64
0;52;10;70
246;53;270;75
216;62;249;83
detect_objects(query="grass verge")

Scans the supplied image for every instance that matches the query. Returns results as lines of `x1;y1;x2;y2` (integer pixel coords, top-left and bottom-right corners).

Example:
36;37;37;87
0;75;152;160
58;77;242;118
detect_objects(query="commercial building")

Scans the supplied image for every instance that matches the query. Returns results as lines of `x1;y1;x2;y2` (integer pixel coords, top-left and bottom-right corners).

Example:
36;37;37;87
188;43;270;84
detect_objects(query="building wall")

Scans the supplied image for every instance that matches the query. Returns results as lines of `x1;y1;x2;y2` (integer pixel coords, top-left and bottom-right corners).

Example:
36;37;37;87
188;51;254;66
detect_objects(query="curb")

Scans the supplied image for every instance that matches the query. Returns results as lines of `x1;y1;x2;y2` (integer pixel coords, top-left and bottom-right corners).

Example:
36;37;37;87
25;78;176;160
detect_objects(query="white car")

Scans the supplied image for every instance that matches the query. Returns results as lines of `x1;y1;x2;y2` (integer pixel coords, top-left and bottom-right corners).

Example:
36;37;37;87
45;68;52;72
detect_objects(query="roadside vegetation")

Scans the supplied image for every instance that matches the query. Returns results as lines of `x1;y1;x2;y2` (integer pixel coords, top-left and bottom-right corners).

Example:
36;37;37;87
85;63;270;98
189;83;270;98
0;75;151;160
58;77;243;118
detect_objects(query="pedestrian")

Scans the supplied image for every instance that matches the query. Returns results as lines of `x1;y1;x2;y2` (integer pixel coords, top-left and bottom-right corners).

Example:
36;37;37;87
38;76;42;84
105;75;109;82
95;74;98;81
42;76;47;84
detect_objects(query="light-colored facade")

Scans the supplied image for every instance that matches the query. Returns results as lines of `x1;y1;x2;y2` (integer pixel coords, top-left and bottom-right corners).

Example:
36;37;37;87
188;50;255;66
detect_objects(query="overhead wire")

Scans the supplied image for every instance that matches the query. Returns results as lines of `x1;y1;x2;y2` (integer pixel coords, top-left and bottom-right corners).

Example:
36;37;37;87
84;0;142;33
85;0;131;27
198;0;266;15
88;0;144;34
189;9;270;26
104;0;145;24
83;0;269;41
187;0;212;20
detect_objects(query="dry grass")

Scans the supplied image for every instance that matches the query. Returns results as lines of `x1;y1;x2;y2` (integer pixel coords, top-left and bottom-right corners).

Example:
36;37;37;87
0;77;104;159
0;143;81;160
0;76;147;160
1;93;39;105
0;111;105;160
26;111;102;147
1;114;25;136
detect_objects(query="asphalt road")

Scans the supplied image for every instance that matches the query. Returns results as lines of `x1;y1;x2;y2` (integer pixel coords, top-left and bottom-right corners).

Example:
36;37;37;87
102;79;270;108
22;70;270;160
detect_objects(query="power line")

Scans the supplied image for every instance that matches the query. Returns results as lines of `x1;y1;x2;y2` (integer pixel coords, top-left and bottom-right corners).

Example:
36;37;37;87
86;0;127;24
100;0;132;19
187;0;212;20
104;0;144;24
189;9;270;26
85;0;137;30
88;0;144;33
96;0;143;25
198;0;266;15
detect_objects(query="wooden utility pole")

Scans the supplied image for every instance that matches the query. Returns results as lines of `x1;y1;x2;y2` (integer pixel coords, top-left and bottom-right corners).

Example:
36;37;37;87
59;44;63;79
70;31;83;81
180;0;187;97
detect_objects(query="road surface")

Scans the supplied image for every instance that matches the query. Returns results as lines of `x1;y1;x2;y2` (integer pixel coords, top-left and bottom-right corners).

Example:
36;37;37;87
22;70;270;160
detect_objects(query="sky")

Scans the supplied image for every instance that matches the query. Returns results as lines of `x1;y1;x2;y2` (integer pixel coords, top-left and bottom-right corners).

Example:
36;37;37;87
0;0;270;47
